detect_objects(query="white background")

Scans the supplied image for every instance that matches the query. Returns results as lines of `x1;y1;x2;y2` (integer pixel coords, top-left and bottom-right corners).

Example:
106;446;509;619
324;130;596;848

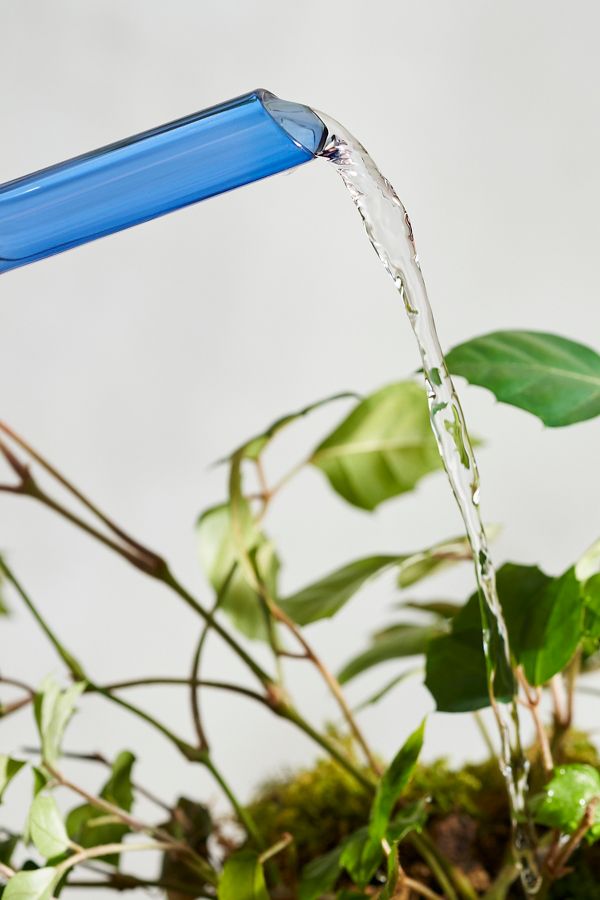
1;1;599;893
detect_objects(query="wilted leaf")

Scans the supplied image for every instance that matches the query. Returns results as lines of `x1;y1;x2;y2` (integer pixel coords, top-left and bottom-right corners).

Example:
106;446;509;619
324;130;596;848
531;765;600;841
446;330;600;427
28;794;70;859
339;625;444;684
35;677;86;768
218;849;269;900
0;757;26;803
3;867;59;900
311;382;442;510
196;502;277;641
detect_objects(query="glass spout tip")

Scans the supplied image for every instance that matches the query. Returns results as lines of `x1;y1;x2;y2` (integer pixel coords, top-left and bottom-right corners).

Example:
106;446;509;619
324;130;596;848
259;90;326;157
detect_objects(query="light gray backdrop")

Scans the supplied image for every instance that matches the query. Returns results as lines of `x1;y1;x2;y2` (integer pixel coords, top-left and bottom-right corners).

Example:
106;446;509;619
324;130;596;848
1;1;599;893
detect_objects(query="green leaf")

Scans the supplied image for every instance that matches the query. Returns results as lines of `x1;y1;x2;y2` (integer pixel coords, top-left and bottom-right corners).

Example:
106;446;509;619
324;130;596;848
531;764;600;841
576;538;600;583
425;565;583;712
225;392;358;462
387;797;429;842
0;757;26;803
28;794;70;859
3;867;59;900
396;528;500;588
66;804;128;866
310;382;442;510
379;843;400;900
446;330;600;427
401;600;462;618
100;751;135;811
369;720;425;843
339;625;444;684
583;574;600;639
513;567;584;685
353;669;421;713
65;751;135;866
0;558;10;615
218;849;269;900
339;828;382;888
196;502;277;641
298;845;344;900
281;555;401;626
35;677;86;768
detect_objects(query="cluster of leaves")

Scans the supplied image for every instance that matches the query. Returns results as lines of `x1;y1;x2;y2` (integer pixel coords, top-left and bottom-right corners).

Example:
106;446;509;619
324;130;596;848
1;328;600;899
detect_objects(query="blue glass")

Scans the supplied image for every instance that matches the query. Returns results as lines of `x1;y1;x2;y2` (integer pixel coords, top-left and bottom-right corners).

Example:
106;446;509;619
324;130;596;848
0;90;326;274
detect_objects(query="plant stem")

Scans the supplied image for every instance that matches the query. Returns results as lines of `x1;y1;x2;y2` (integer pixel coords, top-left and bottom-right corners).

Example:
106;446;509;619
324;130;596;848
48;764;217;885
548;796;600;877
202;754;263;846
258;832;293;865
409;831;479;900
516;669;553;776
102;676;271;708
230;452;381;777
65;875;211;896
473;710;496;758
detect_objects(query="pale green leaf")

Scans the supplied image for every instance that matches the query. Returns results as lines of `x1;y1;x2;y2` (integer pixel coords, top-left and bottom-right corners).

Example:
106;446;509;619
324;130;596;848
35;677;86;768
298;845;344;900
339;828;381;888
310;382;442;510
218;849;269;900
576;538;600;583
447;330;600;427
29;793;70;859
4;867;59;900
196;502;277;641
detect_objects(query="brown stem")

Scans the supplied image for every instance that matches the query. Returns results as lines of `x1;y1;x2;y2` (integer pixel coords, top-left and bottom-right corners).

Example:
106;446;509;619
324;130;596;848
516;669;553;776
549;796;600;877
47;764;216;884
0;421;163;570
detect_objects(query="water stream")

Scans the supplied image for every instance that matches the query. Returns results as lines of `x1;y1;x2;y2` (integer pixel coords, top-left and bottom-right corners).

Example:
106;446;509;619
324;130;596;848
316;114;540;892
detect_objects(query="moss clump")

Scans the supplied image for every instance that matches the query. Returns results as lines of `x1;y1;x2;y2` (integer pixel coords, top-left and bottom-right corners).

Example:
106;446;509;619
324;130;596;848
243;732;600;897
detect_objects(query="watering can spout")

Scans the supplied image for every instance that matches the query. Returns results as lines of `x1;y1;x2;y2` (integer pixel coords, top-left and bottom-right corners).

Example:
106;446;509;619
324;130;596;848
0;90;326;274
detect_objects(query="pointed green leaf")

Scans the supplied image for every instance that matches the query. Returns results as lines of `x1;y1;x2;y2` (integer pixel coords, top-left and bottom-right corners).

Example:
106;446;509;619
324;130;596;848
387;797;429;842
446;330;600;427
400;600;462;618
3;867;59;900
196;502;277;641
101;751;135;811
339;625;443;684
379;843;400;900
0;757;26;803
339;827;382;888
354;669;421;713
311;382;442;510
218;849;269;900
35;677;86;768
281;555;402;625
369;720;425;843
29;794;70;859
531;764;600;841
396;528;501;589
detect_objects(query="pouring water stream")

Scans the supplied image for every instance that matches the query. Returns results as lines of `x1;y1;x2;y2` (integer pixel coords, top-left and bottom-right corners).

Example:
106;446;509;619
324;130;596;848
316;113;540;892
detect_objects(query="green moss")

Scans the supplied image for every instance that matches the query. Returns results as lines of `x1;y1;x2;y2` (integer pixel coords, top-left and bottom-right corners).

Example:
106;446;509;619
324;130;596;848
243;731;600;896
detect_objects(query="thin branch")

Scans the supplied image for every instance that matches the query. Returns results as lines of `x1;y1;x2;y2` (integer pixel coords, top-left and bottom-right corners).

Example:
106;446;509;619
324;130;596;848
516;669;553;777
190;564;237;751
47;764;216;885
549;796;600;877
101;676;271;708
